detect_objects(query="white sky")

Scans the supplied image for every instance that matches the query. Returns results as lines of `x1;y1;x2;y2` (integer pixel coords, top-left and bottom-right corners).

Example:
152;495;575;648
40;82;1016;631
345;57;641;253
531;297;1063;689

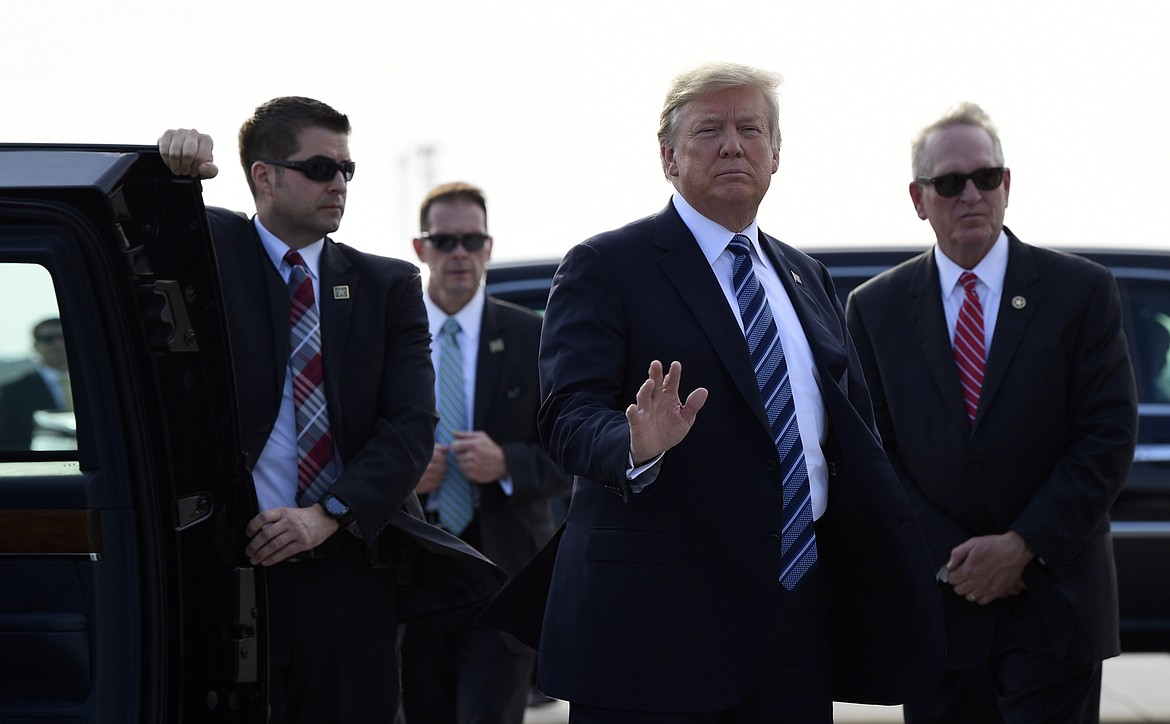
3;0;1169;353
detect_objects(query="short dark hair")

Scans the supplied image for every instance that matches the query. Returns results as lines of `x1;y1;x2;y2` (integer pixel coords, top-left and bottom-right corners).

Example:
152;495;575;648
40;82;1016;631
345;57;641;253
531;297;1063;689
32;317;61;341
237;97;351;196
418;182;488;233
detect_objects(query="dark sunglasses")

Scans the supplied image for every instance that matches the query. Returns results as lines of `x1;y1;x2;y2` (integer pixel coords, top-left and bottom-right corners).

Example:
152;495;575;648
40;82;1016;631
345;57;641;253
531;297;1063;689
35;333;64;343
916;167;1005;198
421;231;491;252
257;156;356;182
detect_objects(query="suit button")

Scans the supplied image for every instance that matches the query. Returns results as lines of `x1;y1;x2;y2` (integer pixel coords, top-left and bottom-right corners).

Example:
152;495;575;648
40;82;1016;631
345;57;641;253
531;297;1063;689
767;534;780;546
764;459;778;471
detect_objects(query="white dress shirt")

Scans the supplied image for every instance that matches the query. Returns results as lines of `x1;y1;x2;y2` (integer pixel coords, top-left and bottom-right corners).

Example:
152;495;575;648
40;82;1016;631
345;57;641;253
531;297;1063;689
250;217;334;512
423;287;513;509
637;194;829;519
934;230;1009;350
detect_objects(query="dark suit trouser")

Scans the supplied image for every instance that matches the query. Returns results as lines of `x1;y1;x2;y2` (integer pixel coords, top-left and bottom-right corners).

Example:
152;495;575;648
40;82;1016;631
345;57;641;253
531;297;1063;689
568;566;832;724
401;518;533;724
266;548;399;724
903;592;1102;724
401;607;533;724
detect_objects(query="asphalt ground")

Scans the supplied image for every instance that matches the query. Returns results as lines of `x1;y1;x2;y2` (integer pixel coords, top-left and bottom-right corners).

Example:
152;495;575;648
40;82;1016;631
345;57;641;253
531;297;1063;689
523;653;1170;723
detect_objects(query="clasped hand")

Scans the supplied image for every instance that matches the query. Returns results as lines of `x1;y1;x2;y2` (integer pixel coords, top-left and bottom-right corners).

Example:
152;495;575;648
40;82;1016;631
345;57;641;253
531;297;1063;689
945;531;1034;606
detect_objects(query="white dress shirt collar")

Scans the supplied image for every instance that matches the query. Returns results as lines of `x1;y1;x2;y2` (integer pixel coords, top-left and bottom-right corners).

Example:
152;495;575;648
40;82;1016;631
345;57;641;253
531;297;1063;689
933;229;1009;298
672;193;765;268
254;216;326;279
423;287;486;344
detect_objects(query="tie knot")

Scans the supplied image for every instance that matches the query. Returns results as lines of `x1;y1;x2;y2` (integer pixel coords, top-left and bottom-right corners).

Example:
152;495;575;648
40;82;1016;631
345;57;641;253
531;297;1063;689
959;270;979;293
441;317;461;338
285;250;307;269
728;234;752;258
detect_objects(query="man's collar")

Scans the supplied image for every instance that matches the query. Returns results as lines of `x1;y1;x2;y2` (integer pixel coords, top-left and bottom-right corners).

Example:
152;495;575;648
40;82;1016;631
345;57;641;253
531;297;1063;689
424;287;486;340
934;229;1009;295
254;216;326;274
671;193;761;266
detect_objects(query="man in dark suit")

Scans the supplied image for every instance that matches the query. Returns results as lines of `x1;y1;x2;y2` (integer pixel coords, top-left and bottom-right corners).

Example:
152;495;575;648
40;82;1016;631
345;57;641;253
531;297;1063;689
0;318;71;450
400;182;568;724
496;62;944;721
158;99;501;724
845;103;1138;723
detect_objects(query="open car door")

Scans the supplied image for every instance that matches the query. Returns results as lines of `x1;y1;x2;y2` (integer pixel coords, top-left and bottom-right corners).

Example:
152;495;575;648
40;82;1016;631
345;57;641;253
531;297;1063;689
0;145;264;722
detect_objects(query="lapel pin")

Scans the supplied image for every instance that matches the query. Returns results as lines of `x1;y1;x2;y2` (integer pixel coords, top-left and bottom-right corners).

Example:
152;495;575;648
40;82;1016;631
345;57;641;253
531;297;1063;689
1011;296;1026;309
791;271;802;285
488;338;505;354
333;285;350;300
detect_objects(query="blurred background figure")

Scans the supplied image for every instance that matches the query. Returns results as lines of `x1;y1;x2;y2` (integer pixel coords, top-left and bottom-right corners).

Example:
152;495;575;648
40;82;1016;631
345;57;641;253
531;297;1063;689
0;317;74;450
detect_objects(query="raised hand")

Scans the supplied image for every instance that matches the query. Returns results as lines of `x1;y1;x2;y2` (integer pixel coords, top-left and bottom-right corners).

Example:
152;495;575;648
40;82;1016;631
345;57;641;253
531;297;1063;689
626;360;708;466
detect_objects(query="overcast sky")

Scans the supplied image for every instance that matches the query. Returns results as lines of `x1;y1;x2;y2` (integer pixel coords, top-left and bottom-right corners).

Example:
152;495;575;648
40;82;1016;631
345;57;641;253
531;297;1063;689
3;0;1168;353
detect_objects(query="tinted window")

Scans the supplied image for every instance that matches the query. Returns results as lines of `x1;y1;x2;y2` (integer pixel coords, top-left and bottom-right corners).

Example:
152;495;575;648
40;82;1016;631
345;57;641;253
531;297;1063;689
0;263;75;455
1122;279;1170;405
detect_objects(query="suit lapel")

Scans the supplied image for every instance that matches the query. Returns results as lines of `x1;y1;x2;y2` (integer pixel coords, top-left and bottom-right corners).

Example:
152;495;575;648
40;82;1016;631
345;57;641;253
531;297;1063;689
652;204;769;430
251;221;291;396
318;240;356;438
978;234;1040;429
906;253;972;432
758;231;848;390
473;299;508;429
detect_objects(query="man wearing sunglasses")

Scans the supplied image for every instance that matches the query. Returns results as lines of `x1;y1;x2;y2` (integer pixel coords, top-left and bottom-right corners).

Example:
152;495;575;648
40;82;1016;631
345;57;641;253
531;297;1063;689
0;317;72;450
846;103;1137;722
158;98;503;724
400;182;568;724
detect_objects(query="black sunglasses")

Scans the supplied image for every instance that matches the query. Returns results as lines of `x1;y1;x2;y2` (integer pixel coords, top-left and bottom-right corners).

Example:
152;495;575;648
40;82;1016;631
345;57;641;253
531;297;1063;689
35;332;64;343
916;167;1004;198
421;231;491;252
257;156;356;182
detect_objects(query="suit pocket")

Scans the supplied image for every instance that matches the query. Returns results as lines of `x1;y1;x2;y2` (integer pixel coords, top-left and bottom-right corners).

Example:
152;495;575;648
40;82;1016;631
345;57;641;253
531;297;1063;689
586;528;684;564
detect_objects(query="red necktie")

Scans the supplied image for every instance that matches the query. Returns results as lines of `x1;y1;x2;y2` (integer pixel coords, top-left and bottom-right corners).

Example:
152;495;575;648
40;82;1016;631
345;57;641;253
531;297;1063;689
954;271;986;427
286;250;336;503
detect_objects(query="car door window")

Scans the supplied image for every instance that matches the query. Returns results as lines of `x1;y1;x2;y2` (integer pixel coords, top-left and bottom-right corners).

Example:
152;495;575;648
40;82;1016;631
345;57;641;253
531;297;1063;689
1123;280;1170;405
0;263;76;455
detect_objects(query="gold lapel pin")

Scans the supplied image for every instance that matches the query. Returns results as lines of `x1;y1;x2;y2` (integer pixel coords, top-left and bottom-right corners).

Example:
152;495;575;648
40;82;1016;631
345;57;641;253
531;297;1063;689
488;338;505;354
1011;296;1026;309
333;285;351;300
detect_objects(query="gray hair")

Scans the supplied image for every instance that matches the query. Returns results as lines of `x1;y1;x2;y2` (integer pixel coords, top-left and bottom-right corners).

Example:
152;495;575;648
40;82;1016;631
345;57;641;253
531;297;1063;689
658;62;782;177
911;102;1004;179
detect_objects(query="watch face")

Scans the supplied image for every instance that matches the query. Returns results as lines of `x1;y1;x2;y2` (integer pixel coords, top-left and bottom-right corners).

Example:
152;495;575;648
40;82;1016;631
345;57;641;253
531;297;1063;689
323;495;348;517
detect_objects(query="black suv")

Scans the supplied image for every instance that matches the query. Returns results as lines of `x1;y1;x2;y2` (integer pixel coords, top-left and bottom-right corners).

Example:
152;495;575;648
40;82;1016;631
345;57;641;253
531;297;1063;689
1;145;264;721
485;247;1170;654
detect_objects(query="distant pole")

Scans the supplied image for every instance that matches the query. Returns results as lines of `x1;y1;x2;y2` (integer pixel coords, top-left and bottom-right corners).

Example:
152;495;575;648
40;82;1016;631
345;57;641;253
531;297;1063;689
418;145;436;191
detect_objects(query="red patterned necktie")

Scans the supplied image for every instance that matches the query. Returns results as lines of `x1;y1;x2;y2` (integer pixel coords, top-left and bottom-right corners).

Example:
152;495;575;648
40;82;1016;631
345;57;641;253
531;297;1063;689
954;271;986;427
286;250;336;503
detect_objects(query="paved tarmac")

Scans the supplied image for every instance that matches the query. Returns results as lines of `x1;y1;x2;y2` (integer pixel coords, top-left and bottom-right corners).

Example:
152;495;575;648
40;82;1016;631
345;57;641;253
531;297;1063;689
523;653;1170;723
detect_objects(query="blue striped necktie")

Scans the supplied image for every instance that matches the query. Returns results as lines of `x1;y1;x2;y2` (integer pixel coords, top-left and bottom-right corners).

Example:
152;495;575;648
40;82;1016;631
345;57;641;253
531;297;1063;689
436;318;474;535
728;234;817;590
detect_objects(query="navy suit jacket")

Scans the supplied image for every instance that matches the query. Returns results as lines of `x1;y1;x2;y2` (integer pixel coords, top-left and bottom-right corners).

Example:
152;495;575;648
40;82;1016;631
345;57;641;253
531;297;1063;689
206;207;504;622
846;229;1138;667
471;297;569;579
0;371;56;449
491;201;944;709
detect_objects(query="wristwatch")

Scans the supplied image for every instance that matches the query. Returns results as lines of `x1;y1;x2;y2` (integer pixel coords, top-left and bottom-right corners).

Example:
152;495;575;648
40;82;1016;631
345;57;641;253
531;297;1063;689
318;493;353;529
